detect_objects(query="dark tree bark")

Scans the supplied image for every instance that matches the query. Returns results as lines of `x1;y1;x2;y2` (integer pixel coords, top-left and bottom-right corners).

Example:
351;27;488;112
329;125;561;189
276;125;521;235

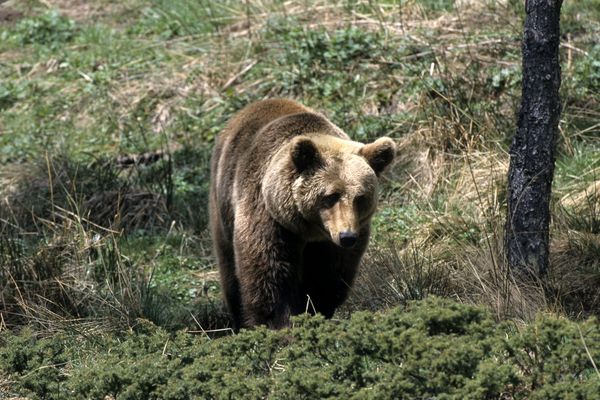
505;0;562;277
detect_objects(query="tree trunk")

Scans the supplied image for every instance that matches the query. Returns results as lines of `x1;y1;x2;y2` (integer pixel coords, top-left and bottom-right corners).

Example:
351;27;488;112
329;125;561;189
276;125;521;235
505;0;562;277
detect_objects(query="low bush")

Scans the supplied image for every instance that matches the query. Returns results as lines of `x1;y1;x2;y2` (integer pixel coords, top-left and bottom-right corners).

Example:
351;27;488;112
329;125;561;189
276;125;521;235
2;298;599;399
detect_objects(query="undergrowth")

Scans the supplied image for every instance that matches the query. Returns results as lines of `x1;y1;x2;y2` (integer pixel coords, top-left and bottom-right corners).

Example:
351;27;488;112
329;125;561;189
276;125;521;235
2;298;600;400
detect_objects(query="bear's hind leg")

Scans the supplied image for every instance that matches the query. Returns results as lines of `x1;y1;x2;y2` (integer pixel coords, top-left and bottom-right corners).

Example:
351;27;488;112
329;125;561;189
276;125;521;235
212;221;243;331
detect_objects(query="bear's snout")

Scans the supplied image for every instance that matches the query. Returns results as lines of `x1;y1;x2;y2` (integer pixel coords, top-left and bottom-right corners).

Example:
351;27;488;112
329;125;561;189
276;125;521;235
339;231;358;248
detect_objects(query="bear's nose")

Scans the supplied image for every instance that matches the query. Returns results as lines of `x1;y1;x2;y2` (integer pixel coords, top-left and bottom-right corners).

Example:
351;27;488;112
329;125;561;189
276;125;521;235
339;231;358;248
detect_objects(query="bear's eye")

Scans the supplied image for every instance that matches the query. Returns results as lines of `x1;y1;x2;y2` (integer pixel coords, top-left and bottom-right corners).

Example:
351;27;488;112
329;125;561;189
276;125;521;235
321;193;341;209
354;195;369;211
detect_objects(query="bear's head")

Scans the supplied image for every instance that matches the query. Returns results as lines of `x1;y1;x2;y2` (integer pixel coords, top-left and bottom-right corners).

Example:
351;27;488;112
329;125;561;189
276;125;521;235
262;135;396;247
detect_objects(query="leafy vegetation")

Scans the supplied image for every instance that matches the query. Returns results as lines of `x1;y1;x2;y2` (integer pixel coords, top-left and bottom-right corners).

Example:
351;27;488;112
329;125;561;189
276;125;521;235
2;299;600;399
0;0;599;397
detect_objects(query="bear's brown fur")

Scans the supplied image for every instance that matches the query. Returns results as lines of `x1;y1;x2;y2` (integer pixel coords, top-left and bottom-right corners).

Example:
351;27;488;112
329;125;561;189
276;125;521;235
209;99;396;330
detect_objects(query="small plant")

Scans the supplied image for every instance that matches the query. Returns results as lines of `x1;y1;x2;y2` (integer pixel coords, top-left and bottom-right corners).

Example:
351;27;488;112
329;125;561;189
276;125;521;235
567;44;600;100
13;10;76;47
0;83;19;111
133;0;239;38
269;25;384;96
345;243;454;313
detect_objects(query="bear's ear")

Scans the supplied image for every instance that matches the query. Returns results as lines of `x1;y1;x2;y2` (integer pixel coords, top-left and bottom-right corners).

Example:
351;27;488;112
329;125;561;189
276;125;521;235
291;137;323;173
360;137;396;176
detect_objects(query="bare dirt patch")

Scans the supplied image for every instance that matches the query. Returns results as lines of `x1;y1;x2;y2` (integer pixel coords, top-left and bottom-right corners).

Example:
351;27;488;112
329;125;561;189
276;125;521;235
0;5;23;23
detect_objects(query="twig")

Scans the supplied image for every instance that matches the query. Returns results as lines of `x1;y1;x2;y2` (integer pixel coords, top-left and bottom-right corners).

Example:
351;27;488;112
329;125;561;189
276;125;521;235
162;338;170;356
190;313;211;339
577;324;600;380
47;206;121;235
560;42;589;56
188;327;235;334
222;60;258;91
304;294;316;315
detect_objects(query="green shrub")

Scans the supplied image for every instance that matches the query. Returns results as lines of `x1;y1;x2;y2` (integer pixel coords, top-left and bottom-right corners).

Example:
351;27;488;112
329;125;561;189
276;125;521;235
2;299;599;399
0;328;69;399
13;10;76;47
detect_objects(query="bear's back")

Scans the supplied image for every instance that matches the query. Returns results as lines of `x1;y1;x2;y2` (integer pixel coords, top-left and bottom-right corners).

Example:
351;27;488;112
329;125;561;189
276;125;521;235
210;99;348;238
212;99;346;192
212;99;306;183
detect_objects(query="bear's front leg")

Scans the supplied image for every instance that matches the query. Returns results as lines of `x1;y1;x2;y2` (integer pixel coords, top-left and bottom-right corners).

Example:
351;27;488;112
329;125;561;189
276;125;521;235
302;231;369;318
233;215;303;329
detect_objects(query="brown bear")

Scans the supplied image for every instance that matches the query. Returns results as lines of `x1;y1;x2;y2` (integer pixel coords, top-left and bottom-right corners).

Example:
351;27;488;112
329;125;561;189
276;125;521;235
209;99;396;330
